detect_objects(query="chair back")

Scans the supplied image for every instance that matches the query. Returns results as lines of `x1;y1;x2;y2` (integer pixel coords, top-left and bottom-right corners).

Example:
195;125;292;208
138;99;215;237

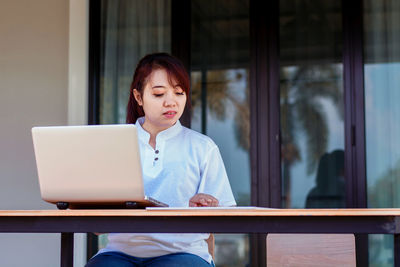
266;234;356;267
206;234;215;259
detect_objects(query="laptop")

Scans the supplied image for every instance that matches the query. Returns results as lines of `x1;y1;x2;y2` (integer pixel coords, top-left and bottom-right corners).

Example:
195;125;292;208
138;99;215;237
31;124;168;209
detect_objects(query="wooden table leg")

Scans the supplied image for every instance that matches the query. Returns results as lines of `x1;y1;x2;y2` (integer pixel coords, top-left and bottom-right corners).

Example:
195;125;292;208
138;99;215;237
61;233;74;267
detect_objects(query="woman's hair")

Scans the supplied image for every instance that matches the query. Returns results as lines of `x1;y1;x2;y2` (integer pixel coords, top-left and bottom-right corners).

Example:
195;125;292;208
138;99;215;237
126;53;190;124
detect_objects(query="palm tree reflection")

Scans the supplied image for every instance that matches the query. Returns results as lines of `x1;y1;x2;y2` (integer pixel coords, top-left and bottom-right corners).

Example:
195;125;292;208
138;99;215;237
191;64;343;208
280;64;343;207
191;69;250;151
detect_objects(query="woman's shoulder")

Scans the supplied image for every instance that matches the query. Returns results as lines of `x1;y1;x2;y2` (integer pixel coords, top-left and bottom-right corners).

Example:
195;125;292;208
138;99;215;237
180;126;217;149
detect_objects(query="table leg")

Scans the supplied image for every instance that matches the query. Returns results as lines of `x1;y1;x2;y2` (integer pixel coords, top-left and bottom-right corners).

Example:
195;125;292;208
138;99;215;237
355;234;368;266
61;233;74;267
395;234;400;267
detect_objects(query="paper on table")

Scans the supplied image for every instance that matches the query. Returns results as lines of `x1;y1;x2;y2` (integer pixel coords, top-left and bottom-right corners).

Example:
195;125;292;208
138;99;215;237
146;206;276;210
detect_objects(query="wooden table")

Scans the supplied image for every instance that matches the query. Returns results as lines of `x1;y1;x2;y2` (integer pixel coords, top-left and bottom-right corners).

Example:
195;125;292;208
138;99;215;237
1;208;400;266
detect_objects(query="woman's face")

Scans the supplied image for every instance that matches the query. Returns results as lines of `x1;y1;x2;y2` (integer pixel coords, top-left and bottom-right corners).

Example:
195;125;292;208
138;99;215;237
134;68;187;135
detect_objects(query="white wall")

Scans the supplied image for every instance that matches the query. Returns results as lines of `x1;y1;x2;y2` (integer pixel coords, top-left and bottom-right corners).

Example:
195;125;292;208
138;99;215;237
69;0;89;265
0;0;88;266
69;0;88;126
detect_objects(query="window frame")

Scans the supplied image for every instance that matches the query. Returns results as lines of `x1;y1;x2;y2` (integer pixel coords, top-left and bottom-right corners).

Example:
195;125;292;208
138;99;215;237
87;0;368;265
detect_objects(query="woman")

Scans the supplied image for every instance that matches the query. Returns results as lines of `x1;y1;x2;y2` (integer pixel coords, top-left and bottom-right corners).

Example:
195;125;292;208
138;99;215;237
86;53;236;267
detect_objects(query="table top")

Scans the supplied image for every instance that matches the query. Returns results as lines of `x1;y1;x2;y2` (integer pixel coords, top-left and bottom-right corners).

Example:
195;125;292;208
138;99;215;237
2;208;400;217
1;208;400;234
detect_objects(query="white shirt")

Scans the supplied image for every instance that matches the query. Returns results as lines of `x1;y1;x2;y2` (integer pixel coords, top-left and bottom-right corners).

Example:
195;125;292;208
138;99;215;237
98;118;236;263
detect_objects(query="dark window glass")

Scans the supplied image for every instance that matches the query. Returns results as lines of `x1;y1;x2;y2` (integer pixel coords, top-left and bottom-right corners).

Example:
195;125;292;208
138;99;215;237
279;0;345;208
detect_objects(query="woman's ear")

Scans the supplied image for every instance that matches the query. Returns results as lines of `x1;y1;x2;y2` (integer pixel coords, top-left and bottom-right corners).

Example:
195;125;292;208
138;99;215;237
133;89;143;106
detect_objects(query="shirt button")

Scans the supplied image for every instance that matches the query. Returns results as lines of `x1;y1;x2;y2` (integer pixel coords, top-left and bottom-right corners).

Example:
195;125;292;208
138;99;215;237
155;150;159;154
154;157;159;161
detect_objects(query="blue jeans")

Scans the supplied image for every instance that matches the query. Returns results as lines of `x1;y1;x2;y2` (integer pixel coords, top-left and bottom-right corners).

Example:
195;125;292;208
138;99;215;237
85;251;214;267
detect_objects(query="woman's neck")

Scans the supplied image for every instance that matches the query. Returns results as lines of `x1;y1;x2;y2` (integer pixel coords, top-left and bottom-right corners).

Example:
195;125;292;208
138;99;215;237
141;122;163;149
140;118;178;149
148;135;156;149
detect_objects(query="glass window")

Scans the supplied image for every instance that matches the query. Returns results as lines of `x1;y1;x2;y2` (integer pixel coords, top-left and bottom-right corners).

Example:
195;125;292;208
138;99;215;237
279;0;345;208
191;0;250;266
364;0;400;266
97;0;171;249
99;0;171;124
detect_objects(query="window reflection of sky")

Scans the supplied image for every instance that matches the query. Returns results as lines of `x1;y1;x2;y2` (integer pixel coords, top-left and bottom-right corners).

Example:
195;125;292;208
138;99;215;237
365;63;400;201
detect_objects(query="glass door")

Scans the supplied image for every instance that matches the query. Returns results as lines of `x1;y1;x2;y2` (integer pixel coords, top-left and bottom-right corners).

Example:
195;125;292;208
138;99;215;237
99;0;171;124
96;0;171;250
191;0;251;266
279;0;345;209
364;0;400;266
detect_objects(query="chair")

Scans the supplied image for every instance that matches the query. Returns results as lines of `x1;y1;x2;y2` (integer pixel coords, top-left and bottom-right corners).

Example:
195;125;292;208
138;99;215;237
206;234;215;259
266;234;356;267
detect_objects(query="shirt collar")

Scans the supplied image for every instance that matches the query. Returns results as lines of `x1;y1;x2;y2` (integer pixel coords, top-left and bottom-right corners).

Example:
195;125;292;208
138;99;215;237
135;117;183;144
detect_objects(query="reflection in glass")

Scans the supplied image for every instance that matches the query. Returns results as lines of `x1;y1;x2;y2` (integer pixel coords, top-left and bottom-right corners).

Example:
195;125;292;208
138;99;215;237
279;0;345;208
305;149;345;208
191;69;250;207
191;1;250;266
364;0;400;266
99;0;171;124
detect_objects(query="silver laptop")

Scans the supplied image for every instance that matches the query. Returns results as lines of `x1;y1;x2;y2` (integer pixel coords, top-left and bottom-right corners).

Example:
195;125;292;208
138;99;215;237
31;124;168;209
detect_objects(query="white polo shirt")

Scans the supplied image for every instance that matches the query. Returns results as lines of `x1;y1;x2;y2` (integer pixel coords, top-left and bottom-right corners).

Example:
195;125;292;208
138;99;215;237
98;117;236;263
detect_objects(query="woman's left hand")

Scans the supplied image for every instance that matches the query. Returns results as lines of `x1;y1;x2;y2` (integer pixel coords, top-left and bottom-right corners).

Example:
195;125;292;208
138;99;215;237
189;193;219;207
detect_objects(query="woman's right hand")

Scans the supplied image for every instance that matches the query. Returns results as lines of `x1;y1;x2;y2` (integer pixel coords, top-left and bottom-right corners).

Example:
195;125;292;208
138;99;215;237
189;193;219;207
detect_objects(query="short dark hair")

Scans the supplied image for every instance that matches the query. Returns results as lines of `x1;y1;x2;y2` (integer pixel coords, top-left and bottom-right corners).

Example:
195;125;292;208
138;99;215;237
126;53;190;124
